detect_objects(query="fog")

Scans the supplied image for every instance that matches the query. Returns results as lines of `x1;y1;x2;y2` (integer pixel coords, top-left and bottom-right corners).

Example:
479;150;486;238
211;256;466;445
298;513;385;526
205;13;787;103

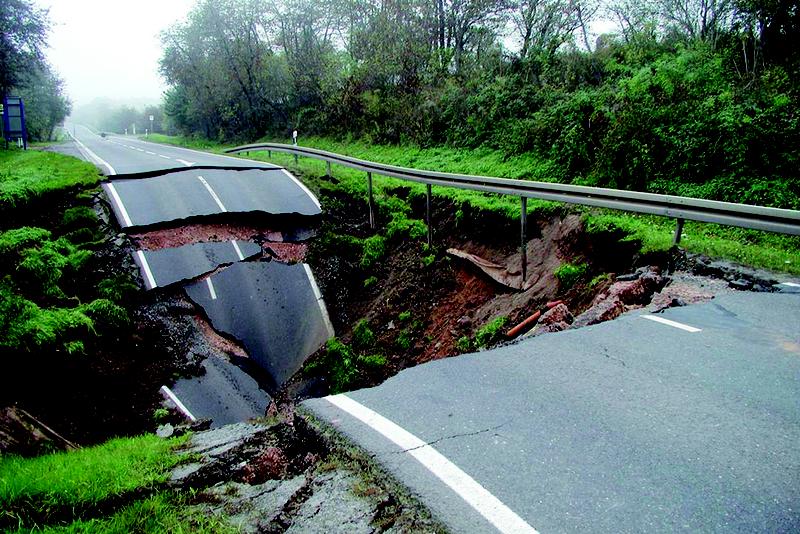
34;0;194;108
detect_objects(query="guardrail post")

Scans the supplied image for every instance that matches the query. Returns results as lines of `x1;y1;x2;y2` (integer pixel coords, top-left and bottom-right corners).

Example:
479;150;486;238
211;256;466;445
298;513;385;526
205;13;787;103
268;150;272;159
521;197;528;283
673;218;685;246
368;172;376;229
426;183;433;247
326;161;332;177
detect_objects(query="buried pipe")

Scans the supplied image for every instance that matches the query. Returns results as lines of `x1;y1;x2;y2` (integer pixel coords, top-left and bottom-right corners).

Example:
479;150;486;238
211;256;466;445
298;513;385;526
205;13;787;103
506;309;541;339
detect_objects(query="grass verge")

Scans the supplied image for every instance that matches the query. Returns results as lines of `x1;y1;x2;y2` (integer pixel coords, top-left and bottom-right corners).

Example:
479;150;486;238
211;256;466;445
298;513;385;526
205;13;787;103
144;134;800;274
0;148;100;211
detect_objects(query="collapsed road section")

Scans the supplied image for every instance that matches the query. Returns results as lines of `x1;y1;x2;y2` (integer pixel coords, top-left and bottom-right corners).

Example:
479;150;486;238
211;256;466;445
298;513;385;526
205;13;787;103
102;167;321;229
100;162;332;427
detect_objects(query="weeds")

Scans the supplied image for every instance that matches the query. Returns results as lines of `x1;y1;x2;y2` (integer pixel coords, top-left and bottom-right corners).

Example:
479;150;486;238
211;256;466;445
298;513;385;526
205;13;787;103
474;316;508;348
555;263;588;290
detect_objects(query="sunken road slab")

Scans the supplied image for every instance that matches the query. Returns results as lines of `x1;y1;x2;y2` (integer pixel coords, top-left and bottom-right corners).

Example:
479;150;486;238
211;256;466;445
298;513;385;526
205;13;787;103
185;261;335;391
171;357;271;428
133;240;261;290
102;167;321;229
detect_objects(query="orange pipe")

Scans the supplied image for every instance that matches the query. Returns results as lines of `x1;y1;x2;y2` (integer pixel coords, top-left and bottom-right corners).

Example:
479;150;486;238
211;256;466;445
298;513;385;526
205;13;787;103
506;310;541;338
545;300;564;309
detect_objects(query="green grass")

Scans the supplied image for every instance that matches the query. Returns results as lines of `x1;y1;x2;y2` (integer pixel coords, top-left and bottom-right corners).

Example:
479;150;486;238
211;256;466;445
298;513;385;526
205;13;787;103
474;316;509;348
0;149;100;210
0;435;187;510
17;493;237;534
555;262;589;289
145;134;800;274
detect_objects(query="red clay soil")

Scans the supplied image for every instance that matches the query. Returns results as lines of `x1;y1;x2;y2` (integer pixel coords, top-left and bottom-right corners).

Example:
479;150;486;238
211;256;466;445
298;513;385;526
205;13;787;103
131;223;285;250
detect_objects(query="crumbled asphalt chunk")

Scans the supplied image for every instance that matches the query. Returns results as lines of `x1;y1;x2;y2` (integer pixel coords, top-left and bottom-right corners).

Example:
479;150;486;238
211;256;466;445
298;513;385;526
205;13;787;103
203;477;307;533
284;471;377;534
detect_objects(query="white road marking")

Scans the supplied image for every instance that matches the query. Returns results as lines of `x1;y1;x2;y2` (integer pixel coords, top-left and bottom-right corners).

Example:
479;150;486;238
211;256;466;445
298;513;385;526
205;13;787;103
197;176;228;212
158;154;171;159
66;130;116;175
303;264;335;339
145;151;157;155
104;183;133;227
135;250;157;289
231;240;245;261
325;395;538;534
160;385;197;422
176;158;195;167
641;314;702;333
780;282;800;288
206;278;218;300
280;169;322;210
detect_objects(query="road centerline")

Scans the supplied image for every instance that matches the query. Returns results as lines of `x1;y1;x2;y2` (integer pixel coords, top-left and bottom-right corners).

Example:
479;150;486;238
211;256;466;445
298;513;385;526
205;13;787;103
641;314;702;332
231;240;246;261
325;394;538;534
196;175;228;212
206;278;218;300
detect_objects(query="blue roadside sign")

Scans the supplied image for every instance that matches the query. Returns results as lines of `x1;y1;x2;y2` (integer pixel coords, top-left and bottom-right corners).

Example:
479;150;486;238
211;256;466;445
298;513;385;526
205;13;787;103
3;96;28;149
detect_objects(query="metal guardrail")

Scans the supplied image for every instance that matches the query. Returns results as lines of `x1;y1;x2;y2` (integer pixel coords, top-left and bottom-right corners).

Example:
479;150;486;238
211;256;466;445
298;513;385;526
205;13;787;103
227;142;800;281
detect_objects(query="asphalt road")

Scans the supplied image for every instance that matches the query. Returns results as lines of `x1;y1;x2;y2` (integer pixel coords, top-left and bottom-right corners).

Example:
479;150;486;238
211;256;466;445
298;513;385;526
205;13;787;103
65;123;277;174
133;240;261;289
304;290;800;533
64;124;331;423
185;261;335;392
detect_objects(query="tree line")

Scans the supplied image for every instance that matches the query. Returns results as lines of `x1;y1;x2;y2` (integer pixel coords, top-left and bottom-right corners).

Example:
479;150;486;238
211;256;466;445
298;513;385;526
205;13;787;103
158;0;798;208
0;0;71;142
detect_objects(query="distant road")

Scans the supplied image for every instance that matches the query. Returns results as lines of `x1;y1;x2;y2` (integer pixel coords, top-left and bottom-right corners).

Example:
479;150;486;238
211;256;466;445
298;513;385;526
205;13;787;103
305;290;800;533
64;123;275;175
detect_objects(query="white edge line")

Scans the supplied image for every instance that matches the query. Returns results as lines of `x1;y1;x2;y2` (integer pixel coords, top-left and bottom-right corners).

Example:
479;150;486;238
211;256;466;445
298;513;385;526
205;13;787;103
641;314;702;333
206;278;218;300
780;282;800;288
303;263;335;339
103;183;133;227
135;250;157;289
231;240;245;261
196;175;228;212
281;168;322;210
66;129;116;175
325;394;538;534
160;385;197;422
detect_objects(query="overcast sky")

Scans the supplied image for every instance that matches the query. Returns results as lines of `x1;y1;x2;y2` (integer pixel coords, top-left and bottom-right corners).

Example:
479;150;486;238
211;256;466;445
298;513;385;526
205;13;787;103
35;0;195;107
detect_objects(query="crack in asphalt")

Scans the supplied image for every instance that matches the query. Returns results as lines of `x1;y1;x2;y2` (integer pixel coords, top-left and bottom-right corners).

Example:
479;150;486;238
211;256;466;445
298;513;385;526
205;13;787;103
384;420;512;455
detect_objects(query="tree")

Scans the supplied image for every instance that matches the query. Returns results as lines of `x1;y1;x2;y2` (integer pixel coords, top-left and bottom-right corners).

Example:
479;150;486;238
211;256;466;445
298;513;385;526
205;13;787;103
511;0;583;60
0;0;49;100
16;65;70;141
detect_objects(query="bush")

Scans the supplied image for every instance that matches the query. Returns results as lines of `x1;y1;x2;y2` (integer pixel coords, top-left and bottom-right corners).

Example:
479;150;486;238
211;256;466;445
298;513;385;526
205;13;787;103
352;319;376;350
361;235;386;268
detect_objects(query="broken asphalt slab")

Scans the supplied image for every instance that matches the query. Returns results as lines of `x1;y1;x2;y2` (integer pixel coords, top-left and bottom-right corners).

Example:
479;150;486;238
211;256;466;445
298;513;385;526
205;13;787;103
185;261;335;391
170;356;271;428
102;167;321;229
133;240;261;289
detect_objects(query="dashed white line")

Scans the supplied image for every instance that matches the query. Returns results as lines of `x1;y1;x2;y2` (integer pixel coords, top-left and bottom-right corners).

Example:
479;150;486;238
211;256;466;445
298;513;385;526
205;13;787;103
325;395;538;534
158;154;171;160
231;240;245;261
145;151;157;155
176;158;196;167
206;278;218;300
197;176;228;212
160;385;197;422
303;264;335;339
135;250;157;289
641;314;702;332
104;183;133;227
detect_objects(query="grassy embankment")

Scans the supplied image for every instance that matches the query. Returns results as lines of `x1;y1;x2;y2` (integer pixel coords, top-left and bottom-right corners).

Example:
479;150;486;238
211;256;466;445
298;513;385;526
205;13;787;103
0;147;233;532
145;133;800;275
0;435;235;533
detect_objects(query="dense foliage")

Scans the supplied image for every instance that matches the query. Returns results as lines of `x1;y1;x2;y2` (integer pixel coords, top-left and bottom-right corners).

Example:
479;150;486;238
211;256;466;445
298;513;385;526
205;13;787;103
0;0;71;141
156;0;798;209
